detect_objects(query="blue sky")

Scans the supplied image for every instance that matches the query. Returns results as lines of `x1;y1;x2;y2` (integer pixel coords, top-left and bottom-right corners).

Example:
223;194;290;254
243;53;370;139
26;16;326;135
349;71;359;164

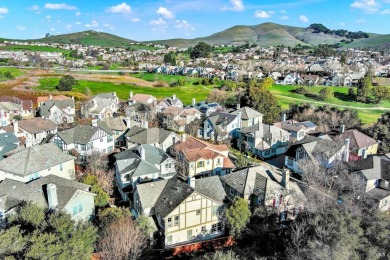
0;0;389;41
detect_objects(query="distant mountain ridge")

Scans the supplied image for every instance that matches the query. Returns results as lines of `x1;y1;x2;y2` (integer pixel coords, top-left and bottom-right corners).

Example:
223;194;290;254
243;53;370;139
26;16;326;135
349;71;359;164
1;23;389;50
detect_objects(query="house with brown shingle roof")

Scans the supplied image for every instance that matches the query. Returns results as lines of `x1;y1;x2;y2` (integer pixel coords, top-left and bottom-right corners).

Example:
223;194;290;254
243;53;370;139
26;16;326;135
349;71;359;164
173;135;235;177
128;92;156;106
161;106;201;132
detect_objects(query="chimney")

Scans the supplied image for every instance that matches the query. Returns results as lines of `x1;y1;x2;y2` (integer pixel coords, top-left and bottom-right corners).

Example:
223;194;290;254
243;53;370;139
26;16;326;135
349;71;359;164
237;112;242;129
173;94;176;100
182;133;187;142
142;120;148;129
47;183;58;210
130;91;133;98
92;119;98;127
188;176;196;189
236;103;241;110
344;138;350;162
49;94;53;100
139;146;145;160
281;169;290;189
340;124;345;134
71;96;75;102
362;148;367;159
192;98;196;106
281;114;286;122
25;138;32;148
13;120;19;133
125;117;131;129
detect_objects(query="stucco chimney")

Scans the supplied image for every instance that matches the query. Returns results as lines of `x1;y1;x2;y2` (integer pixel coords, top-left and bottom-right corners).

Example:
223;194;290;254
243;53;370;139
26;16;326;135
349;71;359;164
340;124;345;134
139;146;145;160
188;176;196;189
237;112;242;129
13;120;19;133
182;134;187;142
281;169;290;189
47;183;58;210
362;148;367;159
49;94;53;100
25;138;32;148
125;117;131;129
192;98;196;106
236;103;241;110
344;138;350;162
281;114;286;122
92;119;98;127
173;94;176;100
130;91;133;98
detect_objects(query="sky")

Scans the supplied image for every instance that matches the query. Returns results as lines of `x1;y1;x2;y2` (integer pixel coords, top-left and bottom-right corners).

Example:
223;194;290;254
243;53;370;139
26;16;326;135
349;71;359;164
0;0;389;41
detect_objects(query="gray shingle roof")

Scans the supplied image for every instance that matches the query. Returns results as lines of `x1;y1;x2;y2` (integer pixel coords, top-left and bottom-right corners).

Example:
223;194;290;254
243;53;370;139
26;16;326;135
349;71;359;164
57;124;113;145
194;176;226;204
136;180;169;212
127;128;173;145
0;132;19;160
231;106;263;120
39;100;74;117
0;143;75;177
286;135;344;159
17;118;57;134
0;102;22;112
350;155;390;181
0;175;92;211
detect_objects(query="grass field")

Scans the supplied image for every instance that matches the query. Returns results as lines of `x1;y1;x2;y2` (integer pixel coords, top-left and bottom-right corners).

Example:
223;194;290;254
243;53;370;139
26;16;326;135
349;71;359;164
0;45;70;55
131;73;210;86
34;77;214;104
270;85;390;124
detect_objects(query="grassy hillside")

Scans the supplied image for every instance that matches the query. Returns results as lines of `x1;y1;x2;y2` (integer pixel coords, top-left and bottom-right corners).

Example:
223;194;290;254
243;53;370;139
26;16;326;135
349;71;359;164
345;34;390;50
34;31;136;48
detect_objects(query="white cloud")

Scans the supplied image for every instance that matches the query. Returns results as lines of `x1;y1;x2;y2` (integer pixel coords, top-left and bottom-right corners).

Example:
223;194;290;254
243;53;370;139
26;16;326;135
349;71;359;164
76;11;81;16
380;9;390;14
351;0;379;13
130;17;140;22
299;15;309;23
280;16;289;20
75;21;82;25
221;0;244;11
355;18;366;23
103;23;116;30
150;18;166;25
17;25;26;30
280;10;286;14
50;28;56;32
107;2;131;14
44;3;77;10
175;20;195;30
66;24;72;30
85;20;99;28
340;22;346;26
156;7;174;19
28;5;40;11
0;7;9;14
255;10;271;18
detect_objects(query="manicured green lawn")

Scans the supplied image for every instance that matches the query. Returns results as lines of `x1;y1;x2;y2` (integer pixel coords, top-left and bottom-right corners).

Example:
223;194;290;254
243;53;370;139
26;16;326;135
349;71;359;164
0;45;70;55
35;77;214;104
131;73;202;86
0;67;24;77
270;85;390;125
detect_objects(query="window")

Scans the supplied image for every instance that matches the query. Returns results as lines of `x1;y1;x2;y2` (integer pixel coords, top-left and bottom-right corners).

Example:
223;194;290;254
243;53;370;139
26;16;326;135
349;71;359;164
212;223;222;232
72;203;83;217
108;146;113;153
80;145;87;151
100;138;103;142
107;135;113;142
124;174;130;182
257;197;263;205
197;161;204;168
201;226;207;232
211;206;218;217
217;158;221;164
60;163;63;171
230;186;234;196
167;217;172;227
187;229;193;240
196;210;200;216
174;216;180;226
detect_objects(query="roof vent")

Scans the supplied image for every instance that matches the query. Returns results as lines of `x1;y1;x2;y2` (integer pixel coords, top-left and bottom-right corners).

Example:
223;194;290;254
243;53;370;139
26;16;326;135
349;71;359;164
169;201;173;205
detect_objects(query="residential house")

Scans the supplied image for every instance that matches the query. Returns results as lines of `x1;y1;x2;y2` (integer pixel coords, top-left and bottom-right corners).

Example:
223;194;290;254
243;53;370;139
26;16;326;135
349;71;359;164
200;112;241;142
4;118;57;145
231;106;263;128
133;174;226;247
36;94;72;108
161;106;201;132
128;92;157;106
126;127;180;152
299;74;319;86
81;92;119;120
50;121;114;163
273;119;317;141
157;94;184;112
238;123;290;159
331;128;378;161
114;144;176;201
98;116;133;148
285;135;349;173
349;154;390;212
0;143;76;182
220;164;305;220
0;174;95;225
187;100;223;117
0;96;33;118
39;98;76;124
174;136;235;177
344;73;364;86
125;102;156;126
0;102;23;126
0;132;20;160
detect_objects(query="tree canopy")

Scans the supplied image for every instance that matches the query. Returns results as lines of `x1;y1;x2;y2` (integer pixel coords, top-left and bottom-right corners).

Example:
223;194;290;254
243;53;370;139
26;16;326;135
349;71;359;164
57;75;77;91
226;197;251;237
190;42;212;59
81;174;109;207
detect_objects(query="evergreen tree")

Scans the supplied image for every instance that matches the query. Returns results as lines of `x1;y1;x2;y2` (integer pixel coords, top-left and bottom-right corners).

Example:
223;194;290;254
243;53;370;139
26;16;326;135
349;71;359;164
226;197;251;237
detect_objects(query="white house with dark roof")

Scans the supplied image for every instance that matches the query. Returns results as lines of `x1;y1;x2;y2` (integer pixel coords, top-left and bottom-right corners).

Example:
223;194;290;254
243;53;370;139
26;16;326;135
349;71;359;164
0;143;76;182
200;112;241;142
238;123;290;159
114;144;176;201
161;106;201;133
273;119;317;141
39;98;76;124
81;92;119;120
128;92;157;106
0;174;95;225
157;94;184;112
230;106;263;128
133;174;226;247
126;127;180;152
50;121;114;163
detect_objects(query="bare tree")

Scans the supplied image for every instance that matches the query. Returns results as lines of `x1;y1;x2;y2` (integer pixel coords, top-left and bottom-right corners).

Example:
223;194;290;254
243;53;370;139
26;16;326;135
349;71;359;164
97;217;147;260
84;151;114;196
